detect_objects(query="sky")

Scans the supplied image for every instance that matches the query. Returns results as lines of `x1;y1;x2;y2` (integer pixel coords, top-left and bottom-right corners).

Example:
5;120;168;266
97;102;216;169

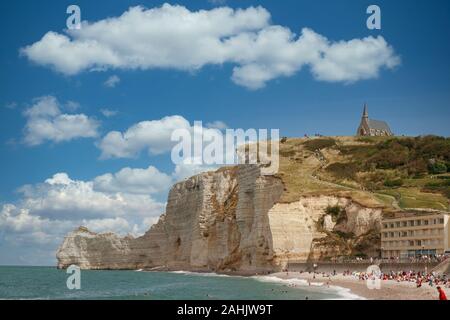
0;0;449;265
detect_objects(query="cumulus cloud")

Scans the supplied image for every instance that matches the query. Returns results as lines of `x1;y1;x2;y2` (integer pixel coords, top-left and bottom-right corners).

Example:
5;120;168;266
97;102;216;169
0;158;222;264
93;165;172;195
98;115;191;158
97;115;232;165
104;75;120;87
0;204;73;245
23;96;99;146
172;158;219;182
21;4;400;89
205;120;228;130
100;108;118;117
4;102;18;109
17;173;165;220
208;0;227;5
0;165;172;265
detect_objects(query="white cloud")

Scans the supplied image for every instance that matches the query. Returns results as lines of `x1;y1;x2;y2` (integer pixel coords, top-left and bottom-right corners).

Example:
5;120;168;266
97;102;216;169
104;75;120;87
0;204;73;245
0;165;172;263
4;102;17;109
64;100;80;111
172;157;219;182
17;173;165;220
0;158;221;264
81;217;130;234
208;0;227;5
205;120;228;130
23;96;99;146
98;115;191;158
100;108;118;117
21;4;400;89
98;115;232;160
93;165;172;195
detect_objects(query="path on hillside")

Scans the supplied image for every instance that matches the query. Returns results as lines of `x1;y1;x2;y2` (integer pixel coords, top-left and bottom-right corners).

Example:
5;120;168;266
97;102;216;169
310;150;401;210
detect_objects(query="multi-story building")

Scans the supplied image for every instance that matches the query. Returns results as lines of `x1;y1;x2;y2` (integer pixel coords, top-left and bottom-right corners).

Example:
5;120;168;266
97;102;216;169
381;211;450;258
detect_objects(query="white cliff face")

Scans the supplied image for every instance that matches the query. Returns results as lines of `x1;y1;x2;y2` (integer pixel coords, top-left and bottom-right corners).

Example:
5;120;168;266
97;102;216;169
57;166;382;271
57;165;284;272
267;196;382;266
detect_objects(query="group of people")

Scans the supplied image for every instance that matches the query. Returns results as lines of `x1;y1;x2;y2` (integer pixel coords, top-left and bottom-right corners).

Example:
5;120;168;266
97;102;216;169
352;269;449;300
303;133;324;138
382;255;448;263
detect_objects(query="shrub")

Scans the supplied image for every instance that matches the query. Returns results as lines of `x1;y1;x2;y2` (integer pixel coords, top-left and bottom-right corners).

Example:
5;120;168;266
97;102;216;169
326;162;359;179
367;142;410;169
303;138;336;151
325;205;347;224
325;205;341;217
384;179;404;187
280;149;296;157
425;180;450;188
442;188;450;199
334;230;355;239
428;161;447;174
406;159;428;177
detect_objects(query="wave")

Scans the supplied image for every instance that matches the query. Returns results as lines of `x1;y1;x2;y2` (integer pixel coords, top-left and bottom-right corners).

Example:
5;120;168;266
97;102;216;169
327;285;365;300
168;270;239;278
251;275;365;300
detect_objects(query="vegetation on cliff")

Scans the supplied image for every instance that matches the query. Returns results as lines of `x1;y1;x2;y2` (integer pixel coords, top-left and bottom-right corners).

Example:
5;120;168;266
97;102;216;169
277;135;450;211
276;135;449;259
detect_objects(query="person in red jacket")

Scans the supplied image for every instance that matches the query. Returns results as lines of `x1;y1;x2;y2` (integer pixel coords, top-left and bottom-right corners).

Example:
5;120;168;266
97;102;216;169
437;286;448;300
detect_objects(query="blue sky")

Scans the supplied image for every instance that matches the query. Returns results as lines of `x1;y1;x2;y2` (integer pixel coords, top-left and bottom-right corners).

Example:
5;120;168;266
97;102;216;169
0;0;449;265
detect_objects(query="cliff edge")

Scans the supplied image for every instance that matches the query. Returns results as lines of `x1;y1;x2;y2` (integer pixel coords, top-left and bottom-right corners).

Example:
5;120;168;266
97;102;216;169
57;136;449;271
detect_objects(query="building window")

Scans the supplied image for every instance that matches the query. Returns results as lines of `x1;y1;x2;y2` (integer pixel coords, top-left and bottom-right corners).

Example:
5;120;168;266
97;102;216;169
439;218;444;224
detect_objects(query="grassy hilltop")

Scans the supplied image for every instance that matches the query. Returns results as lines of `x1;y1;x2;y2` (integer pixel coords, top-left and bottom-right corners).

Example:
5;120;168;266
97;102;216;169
276;135;450;212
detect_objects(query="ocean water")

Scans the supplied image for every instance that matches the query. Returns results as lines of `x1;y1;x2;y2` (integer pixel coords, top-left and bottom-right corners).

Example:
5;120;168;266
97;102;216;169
0;266;359;300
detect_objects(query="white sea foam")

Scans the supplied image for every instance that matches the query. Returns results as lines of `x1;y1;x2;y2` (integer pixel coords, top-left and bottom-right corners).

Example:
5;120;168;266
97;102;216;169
251;275;310;286
252;275;365;300
168;270;238;278
168;271;365;299
327;285;366;300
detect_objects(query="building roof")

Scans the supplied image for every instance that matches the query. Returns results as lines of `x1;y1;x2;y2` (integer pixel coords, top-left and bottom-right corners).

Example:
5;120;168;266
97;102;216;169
368;119;392;134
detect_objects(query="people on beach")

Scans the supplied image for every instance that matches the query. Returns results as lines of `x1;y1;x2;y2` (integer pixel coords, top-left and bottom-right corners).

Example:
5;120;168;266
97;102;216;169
437;286;447;300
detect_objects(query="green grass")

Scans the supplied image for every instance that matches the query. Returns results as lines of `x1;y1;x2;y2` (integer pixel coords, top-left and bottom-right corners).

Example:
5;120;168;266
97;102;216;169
378;188;448;211
276;136;450;211
302;138;336;151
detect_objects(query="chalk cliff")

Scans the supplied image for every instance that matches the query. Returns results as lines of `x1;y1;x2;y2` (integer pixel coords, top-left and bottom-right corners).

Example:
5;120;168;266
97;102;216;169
57;135;450;271
57;164;382;272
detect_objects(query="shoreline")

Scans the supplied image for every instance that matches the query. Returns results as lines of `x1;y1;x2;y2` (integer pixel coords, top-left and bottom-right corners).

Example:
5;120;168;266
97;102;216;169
143;268;449;300
270;271;448;300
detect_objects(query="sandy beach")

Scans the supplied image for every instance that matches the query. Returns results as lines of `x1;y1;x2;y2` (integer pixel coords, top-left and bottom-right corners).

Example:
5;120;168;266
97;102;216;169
271;271;450;300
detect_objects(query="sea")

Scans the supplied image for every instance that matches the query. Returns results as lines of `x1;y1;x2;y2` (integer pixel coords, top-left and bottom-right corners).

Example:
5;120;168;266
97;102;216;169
0;266;361;300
